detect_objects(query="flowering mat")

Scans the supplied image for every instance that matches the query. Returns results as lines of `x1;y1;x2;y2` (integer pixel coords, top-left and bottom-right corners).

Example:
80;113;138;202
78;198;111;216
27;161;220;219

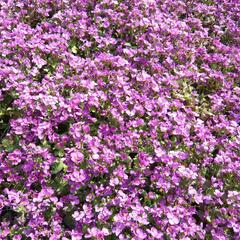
0;1;239;239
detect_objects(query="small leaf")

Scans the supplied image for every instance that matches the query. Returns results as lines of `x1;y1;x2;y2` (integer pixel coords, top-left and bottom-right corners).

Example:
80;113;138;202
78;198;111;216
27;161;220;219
63;213;75;229
1;139;16;152
51;160;67;174
125;42;132;47
53;148;65;157
71;45;78;54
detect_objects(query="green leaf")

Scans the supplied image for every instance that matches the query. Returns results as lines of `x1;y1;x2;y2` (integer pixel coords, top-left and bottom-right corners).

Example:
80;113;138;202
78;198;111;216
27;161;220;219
71;45;78;54
125;42;132;47
51;160;67;174
63;213;75;229
43;206;55;221
1;139;17;152
105;234;118;240
53;148;65;157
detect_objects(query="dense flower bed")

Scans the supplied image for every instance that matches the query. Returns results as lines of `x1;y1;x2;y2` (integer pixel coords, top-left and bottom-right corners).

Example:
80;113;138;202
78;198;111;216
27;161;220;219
0;0;240;239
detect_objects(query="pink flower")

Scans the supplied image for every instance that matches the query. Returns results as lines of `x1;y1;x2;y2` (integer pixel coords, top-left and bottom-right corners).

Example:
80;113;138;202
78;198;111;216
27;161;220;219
167;212;180;225
70;151;84;163
134;228;147;239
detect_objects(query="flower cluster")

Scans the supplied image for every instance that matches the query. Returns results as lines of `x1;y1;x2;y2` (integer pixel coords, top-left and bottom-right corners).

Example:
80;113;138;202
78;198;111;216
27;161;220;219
0;0;239;239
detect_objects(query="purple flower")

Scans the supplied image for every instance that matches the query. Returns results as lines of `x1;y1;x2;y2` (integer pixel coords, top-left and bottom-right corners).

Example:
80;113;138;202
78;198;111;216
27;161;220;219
0;0;239;239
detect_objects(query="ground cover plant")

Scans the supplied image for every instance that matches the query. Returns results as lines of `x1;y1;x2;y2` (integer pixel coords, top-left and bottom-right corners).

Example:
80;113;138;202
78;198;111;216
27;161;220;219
0;0;240;239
